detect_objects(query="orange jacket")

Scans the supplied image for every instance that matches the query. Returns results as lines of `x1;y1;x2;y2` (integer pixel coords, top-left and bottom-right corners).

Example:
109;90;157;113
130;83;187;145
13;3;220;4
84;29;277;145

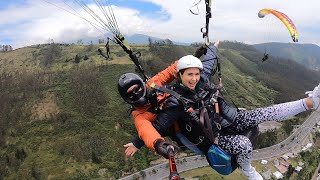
132;62;177;150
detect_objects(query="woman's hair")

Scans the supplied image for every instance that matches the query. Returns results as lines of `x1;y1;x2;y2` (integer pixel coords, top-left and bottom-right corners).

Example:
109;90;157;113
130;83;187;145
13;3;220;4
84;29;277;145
176;69;185;82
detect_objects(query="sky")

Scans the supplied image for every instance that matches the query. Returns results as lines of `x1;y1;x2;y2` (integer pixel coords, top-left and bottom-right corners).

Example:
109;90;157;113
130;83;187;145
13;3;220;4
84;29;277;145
0;0;319;49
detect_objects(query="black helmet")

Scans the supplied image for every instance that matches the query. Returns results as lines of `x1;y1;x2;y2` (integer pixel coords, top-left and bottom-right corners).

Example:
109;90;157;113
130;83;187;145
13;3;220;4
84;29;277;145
118;73;147;106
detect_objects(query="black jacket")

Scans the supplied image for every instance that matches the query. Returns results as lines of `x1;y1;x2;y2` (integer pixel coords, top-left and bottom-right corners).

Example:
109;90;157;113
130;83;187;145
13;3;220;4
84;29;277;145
152;81;240;152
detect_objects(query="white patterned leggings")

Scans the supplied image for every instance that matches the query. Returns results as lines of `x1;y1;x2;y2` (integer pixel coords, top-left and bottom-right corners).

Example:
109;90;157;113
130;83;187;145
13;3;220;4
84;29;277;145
217;99;307;171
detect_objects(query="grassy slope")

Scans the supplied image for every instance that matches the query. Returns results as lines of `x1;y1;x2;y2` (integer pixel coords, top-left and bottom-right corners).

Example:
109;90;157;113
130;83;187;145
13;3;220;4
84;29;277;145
218;49;277;109
0;44;147;179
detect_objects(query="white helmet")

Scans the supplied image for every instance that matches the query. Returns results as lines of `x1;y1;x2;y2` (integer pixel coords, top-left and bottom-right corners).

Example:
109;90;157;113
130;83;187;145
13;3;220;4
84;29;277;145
177;55;203;72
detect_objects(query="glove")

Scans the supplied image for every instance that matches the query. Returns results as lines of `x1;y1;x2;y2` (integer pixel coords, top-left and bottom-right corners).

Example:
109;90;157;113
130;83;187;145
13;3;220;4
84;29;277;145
193;45;207;58
154;139;180;159
305;83;320;111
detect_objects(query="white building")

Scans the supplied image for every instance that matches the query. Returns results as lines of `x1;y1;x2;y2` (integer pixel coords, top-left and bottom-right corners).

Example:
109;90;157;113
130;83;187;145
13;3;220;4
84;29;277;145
302;143;313;151
295;166;303;172
261;160;268;165
273;159;280;166
281;155;289;160
273;171;284;179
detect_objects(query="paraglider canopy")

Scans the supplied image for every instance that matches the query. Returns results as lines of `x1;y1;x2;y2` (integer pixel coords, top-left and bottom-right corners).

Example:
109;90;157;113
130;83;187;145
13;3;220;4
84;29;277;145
258;8;298;42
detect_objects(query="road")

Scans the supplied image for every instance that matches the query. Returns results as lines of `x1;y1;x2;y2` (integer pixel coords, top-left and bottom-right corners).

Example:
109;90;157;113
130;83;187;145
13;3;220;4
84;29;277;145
120;111;320;180
253;111;320;160
120;156;209;180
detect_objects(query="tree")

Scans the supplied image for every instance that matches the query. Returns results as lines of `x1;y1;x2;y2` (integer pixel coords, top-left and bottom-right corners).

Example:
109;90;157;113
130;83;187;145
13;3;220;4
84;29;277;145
164;39;173;45
15;148;27;160
98;39;105;44
77;39;83;44
148;37;155;52
86;43;94;52
282;121;294;135
255;130;278;148
91;151;102;164
40;42;61;67
31;163;41;180
139;170;146;178
74;54;81;63
285;165;293;179
0;45;13;52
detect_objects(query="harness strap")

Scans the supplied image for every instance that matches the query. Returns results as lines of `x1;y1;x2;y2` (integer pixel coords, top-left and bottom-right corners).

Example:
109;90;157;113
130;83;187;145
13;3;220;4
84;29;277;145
199;101;220;144
200;106;214;143
115;34;150;81
150;84;195;108
175;133;204;155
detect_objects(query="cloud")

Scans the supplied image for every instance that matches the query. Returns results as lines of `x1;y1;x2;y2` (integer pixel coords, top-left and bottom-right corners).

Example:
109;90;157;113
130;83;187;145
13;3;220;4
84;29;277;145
0;0;166;48
0;0;319;48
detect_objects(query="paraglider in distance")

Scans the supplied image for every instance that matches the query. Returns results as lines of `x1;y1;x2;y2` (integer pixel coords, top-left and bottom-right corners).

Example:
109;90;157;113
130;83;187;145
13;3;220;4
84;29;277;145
258;8;298;42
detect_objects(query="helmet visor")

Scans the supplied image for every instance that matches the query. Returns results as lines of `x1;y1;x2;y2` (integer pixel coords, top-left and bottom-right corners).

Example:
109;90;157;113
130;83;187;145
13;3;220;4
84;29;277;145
127;85;144;101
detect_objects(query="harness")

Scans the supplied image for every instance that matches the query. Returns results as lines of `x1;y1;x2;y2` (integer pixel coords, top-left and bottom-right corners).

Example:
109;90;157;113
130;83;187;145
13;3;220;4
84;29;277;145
150;82;222;145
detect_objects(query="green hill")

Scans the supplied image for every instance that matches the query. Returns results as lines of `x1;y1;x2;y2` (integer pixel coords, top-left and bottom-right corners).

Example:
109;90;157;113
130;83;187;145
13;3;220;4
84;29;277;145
0;41;319;179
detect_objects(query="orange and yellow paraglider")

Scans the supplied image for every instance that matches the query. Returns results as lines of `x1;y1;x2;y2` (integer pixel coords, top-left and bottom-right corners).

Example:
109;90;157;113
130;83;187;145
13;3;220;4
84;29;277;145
258;8;298;42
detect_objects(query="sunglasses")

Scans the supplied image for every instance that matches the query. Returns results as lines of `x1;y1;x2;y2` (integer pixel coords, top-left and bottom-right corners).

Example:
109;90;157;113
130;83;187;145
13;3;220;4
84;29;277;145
128;85;143;100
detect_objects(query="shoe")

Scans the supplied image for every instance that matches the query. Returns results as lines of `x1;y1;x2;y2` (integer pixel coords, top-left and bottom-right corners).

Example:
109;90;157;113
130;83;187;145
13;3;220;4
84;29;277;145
306;83;320;111
240;166;263;180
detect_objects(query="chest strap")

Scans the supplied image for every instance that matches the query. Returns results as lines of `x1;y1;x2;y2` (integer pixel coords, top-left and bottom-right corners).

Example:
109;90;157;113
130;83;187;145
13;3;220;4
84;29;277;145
150;83;195;108
199;101;221;145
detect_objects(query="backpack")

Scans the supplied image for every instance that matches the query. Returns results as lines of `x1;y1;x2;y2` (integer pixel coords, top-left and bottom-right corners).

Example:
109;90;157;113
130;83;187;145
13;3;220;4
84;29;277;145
206;145;238;175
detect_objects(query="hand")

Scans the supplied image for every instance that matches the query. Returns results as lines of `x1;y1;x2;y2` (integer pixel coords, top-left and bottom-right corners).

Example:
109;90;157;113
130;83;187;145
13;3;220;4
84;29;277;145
214;40;220;48
194;45;207;58
207;40;219;54
154;139;180;159
305;83;320;111
194;41;220;59
123;143;139;157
